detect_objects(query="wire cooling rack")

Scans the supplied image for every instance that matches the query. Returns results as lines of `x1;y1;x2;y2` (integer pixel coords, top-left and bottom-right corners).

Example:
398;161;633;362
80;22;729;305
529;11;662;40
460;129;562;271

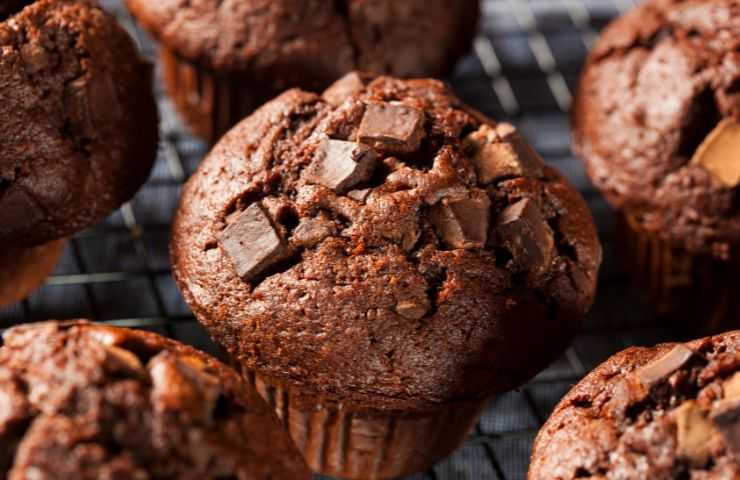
0;0;690;478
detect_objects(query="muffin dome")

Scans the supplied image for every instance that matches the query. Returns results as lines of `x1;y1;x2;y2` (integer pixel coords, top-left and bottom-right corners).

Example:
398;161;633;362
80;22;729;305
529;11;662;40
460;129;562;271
172;73;601;410
529;330;740;480
126;0;478;87
0;320;310;479
573;0;740;256
0;0;158;246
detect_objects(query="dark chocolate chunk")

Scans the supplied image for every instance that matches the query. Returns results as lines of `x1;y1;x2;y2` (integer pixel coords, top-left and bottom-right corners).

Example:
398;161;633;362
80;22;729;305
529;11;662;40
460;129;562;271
218;203;289;281
495;198;554;275
464;123;544;183
711;398;740;459
347;188;372;203
635;345;695;388
305;139;377;194
292;217;334;248
395;299;430;320
322;72;370;107
358;102;426;153
430;190;491;249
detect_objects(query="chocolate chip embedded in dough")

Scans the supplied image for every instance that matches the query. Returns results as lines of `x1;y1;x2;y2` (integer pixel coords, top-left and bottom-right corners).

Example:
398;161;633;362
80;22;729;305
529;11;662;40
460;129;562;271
218;203;289;282
104;346;144;376
495;198;554;275
635;344;695;388
395;299;430;320
292;217;334;248
692;119;740;187
358;102;426;153
464;123;544;183
322;72;371;107
430;190;491;249
149;353;221;423
305;139;377;194
675;400;716;466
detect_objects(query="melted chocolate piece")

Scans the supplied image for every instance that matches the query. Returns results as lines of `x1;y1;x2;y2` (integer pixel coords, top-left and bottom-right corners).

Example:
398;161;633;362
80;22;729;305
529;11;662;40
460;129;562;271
305;139;377;194
218;203;289;282
495;198;554;275
465;123;544;183
358;102;426;153
430;190;491;249
636;345;696;388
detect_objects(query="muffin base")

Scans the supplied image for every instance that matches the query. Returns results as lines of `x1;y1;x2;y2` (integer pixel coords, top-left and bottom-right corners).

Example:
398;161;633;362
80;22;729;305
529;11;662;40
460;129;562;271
241;369;487;480
0;239;66;307
160;48;265;143
616;213;739;334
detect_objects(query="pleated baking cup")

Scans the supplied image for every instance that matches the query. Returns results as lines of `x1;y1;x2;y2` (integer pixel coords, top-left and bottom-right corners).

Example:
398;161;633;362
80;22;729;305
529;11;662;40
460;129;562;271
0;239;66;307
239;369;488;480
616;213;740;334
160;48;264;143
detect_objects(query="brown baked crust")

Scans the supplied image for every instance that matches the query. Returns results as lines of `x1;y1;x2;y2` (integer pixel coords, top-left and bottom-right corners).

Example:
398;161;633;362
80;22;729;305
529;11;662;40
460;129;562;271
171;73;602;412
0;0;158;247
0;239;66;308
0;320;310;480
529;331;740;480
572;0;740;257
125;0;478;88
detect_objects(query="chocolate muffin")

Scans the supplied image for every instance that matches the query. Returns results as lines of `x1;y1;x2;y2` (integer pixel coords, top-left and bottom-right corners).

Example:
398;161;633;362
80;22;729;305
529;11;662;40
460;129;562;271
172;72;602;478
0;0;158;306
529;331;740;479
0;320;311;479
572;0;740;331
125;0;479;142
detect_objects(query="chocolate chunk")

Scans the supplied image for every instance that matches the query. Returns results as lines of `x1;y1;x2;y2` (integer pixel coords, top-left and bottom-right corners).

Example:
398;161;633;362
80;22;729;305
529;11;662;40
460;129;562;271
347;188;372;203
150;354;221;423
464;123;544;183
692;119;740;187
495;198;554;275
305;139;377;194
292;217;334;248
358;102;426;153
724;372;740;399
675;400;716;466
395;299;430;320
430;190;491;249
711;398;740;459
635;345;695;388
104;346;144;375
218;203;289;281
322;72;369;107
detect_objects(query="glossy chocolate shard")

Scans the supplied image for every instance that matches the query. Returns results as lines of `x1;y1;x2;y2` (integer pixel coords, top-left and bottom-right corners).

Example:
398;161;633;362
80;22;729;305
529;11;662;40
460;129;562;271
430;190;491;249
495;198;554;275
464;123;544;183
635;344;695;388
305;139;377;194
218;203;289;281
358;102;426;153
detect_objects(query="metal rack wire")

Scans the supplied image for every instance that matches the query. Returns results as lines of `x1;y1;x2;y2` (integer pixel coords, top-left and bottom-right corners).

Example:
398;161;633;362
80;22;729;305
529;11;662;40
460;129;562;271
1;1;683;478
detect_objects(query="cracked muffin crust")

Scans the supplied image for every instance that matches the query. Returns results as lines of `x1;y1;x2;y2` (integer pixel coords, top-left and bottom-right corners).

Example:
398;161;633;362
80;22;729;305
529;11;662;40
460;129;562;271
0;0;158;247
529;331;740;480
572;0;740;256
0;320;311;480
172;73;602;411
125;0;479;141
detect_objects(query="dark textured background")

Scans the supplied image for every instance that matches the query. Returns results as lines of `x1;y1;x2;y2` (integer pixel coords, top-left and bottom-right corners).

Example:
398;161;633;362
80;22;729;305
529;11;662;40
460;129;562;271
1;1;681;478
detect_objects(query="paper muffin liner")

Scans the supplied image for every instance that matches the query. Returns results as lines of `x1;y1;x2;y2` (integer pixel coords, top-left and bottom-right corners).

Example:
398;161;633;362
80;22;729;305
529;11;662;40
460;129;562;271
0;239;66;307
616;213;740;334
160;48;264;143
237;368;487;480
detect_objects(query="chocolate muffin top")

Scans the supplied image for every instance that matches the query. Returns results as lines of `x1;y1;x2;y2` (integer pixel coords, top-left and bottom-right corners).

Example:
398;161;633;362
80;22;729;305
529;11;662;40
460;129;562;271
573;0;740;258
173;73;601;411
126;0;478;89
0;0;158;247
0;320;310;480
529;331;740;480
